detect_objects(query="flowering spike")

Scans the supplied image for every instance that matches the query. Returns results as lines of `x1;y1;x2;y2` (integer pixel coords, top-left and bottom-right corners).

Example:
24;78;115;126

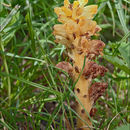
73;1;80;9
64;0;70;7
53;0;107;129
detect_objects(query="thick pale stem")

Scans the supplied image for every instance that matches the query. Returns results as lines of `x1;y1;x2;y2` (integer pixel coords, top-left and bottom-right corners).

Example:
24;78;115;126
74;77;92;129
73;52;92;129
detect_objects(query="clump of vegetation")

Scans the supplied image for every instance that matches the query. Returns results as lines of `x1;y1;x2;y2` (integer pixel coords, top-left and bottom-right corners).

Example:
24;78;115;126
0;0;129;129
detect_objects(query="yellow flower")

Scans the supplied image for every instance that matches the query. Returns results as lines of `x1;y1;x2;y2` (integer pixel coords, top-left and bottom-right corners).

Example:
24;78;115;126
54;0;97;23
53;0;101;51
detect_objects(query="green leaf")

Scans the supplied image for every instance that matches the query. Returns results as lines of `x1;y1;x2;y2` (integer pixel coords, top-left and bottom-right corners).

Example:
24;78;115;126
123;0;130;4
0;51;46;63
0;5;20;47
0;0;4;12
1;11;21;46
25;11;35;53
104;55;130;74
0;72;61;96
2;29;16;46
114;0;129;34
119;42;130;68
107;1;115;36
0;120;13;130
0;5;20;32
114;124;130;130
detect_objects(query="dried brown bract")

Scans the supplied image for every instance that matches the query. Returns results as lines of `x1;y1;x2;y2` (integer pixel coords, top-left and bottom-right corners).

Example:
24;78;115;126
56;61;73;76
90;108;97;117
89;82;108;104
83;61;108;79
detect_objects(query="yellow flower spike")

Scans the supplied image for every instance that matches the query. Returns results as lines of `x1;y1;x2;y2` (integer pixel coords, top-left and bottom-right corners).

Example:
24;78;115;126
78;0;88;6
86;5;98;15
83;5;98;19
73;1;80;9
61;6;72;16
53;1;108;130
64;0;70;7
54;7;62;16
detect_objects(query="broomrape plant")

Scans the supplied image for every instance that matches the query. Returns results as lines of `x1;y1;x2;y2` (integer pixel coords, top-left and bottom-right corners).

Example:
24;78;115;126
53;0;108;129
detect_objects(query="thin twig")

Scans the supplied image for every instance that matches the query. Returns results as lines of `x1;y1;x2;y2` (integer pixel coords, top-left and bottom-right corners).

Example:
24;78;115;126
107;110;129;130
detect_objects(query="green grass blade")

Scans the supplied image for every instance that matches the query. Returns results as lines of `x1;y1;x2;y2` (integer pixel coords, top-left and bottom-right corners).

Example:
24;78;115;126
107;1;115;36
114;0;129;34
0;72;61;96
0;5;20;32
